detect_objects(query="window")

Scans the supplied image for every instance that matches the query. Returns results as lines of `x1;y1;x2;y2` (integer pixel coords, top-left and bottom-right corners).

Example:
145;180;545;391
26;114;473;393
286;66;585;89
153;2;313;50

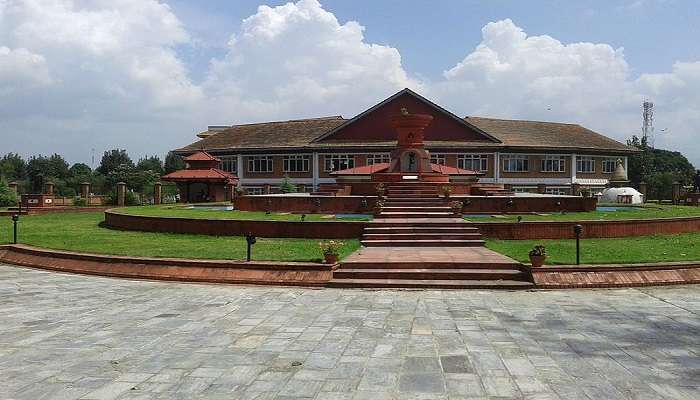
248;156;273;173
503;155;529;172
219;156;237;173
602;159;617;174
513;187;537;193
546;187;570;195
430;153;446;165
324;154;354;172
541;156;566;173
458;154;489;172
283;155;310;172
577;156;595;173
245;187;264;195
367;153;390;165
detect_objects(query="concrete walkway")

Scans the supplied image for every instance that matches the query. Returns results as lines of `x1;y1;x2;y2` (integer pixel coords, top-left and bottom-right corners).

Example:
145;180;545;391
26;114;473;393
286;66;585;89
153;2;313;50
1;263;699;399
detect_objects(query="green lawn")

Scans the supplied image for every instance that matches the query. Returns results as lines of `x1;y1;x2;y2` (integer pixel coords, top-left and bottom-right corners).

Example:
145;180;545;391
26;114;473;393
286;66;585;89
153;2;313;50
0;212;360;262
114;204;371;221
468;204;700;223
486;233;700;265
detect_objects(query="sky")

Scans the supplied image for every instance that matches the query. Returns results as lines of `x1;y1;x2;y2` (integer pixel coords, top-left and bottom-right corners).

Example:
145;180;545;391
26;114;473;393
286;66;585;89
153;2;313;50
1;0;699;167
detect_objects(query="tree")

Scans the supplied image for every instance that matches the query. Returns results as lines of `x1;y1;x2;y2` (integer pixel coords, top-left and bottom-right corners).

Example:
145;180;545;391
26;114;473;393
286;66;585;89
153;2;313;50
136;156;164;175
97;149;134;176
69;163;92;177
627;135;696;199
164;152;185;174
0;178;18;206
279;175;297;193
0;153;27;181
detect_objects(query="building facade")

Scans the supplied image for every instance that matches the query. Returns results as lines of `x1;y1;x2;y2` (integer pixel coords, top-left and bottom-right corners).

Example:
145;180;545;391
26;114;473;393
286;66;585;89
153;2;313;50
175;89;636;195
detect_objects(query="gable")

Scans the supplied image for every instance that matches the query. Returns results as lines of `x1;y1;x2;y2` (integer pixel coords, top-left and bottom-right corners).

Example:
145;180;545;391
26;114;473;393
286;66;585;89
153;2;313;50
316;89;499;143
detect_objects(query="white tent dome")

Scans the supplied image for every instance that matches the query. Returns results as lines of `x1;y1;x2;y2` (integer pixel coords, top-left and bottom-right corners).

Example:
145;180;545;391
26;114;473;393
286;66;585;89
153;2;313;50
600;187;644;204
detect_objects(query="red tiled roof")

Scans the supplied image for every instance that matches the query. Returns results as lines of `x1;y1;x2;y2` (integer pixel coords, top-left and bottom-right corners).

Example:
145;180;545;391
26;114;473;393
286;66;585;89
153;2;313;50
162;168;237;182
183;151;220;162
430;164;482;176
330;162;480;176
330;163;390;175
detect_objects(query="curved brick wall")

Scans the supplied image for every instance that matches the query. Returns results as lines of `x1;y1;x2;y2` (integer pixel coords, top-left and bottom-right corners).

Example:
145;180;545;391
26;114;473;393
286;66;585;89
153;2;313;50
104;210;700;240
474;217;700;239
104;210;366;239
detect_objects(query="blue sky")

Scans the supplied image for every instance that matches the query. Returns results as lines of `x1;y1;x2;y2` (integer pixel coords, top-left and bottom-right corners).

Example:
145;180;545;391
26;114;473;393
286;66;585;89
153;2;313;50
170;0;700;81
1;0;699;166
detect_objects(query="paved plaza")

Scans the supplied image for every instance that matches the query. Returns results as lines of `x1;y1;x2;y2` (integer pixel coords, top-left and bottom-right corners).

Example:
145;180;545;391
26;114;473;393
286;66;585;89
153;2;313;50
1;264;699;400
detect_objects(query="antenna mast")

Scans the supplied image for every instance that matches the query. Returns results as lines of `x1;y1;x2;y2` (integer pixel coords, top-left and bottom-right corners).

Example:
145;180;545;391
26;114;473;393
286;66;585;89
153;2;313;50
642;100;654;148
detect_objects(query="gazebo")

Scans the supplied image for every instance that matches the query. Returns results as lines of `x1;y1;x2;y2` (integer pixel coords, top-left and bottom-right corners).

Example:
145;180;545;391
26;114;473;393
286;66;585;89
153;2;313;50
162;151;238;203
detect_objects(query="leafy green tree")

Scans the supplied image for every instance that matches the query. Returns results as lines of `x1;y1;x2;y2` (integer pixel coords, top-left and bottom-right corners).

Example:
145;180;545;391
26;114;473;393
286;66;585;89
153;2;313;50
69;163;92;177
136;156;164;175
164;152;185;174
627;135;696;200
279;175;297;193
0;153;27;181
0;177;18;206
97;149;134;176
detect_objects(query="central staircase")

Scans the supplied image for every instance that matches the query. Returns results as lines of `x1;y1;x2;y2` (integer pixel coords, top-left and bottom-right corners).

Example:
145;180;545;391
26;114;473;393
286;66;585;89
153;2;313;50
328;182;533;289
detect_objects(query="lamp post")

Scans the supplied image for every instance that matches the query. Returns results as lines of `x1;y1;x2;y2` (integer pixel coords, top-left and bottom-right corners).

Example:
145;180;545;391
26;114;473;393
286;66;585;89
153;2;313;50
12;214;19;244
573;224;583;265
245;232;257;262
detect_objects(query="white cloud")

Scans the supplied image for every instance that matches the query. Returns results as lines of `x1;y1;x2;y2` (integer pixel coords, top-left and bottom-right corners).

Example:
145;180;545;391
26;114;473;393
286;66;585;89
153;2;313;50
432;18;700;166
202;0;419;122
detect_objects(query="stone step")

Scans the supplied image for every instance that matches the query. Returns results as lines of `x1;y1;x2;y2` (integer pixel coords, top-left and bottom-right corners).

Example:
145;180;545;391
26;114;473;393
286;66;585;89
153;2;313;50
378;212;456;218
383;201;449;206
326;278;534;289
361;239;486;247
362;233;483;241
370;220;468;227
387;190;439;195
382;206;452;212
364;226;479;234
334;268;527;281
340;261;523;270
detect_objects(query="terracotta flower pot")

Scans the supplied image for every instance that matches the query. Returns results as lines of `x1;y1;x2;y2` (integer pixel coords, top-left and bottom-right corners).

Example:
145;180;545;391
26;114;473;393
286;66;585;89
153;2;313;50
529;255;546;268
324;253;339;264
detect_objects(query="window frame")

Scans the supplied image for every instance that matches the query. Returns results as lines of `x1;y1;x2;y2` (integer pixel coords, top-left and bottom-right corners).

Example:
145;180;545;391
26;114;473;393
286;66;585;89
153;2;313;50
602;159;617;174
324;154;355;172
219;156;237;173
502;155;530;173
283;155;310;173
540;155;566;173
576;156;596;174
430;153;446;165
366;153;390;165
247;156;274;173
457;154;489;172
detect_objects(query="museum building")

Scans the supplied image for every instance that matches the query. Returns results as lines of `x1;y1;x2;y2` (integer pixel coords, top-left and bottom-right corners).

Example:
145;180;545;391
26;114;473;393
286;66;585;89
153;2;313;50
173;89;637;195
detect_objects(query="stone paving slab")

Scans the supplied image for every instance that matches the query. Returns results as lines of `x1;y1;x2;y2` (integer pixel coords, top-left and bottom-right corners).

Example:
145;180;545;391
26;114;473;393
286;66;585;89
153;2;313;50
1;264;699;399
342;246;521;264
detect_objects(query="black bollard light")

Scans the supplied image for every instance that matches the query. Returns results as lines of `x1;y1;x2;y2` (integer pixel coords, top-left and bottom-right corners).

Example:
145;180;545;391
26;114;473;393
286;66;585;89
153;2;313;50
573;224;583;265
245;232;257;262
12;214;19;244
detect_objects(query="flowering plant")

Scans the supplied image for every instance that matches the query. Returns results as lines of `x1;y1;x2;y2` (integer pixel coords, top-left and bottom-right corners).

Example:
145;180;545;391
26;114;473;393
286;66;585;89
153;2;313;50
319;240;342;256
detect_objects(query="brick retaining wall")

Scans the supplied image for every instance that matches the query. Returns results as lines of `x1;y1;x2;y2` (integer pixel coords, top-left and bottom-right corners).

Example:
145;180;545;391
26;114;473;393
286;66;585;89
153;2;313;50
530;262;700;288
105;210;366;239
0;244;332;286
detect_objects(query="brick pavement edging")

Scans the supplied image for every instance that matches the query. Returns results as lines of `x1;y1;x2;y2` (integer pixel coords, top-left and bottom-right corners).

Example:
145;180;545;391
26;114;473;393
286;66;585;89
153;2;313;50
0;244;333;287
529;261;700;288
2;244;700;289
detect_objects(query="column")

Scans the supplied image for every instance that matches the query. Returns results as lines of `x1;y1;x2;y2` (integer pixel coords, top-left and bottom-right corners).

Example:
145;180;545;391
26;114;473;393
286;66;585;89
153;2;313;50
571;153;577;184
672;182;681;205
116;182;126;207
237;154;244;187
312;152;319;190
639;182;647;201
43;181;55;195
153;182;162;205
8;181;18;195
494;152;500;183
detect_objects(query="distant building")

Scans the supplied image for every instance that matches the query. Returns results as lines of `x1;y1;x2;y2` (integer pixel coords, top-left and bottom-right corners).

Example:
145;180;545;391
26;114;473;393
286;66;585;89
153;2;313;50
174;88;637;195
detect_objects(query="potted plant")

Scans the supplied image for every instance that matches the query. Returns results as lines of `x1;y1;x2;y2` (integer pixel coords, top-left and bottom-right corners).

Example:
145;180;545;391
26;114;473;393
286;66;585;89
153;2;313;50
450;200;464;217
319;240;342;264
441;185;452;199
528;245;547;267
376;183;386;199
373;199;384;217
580;188;592;198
